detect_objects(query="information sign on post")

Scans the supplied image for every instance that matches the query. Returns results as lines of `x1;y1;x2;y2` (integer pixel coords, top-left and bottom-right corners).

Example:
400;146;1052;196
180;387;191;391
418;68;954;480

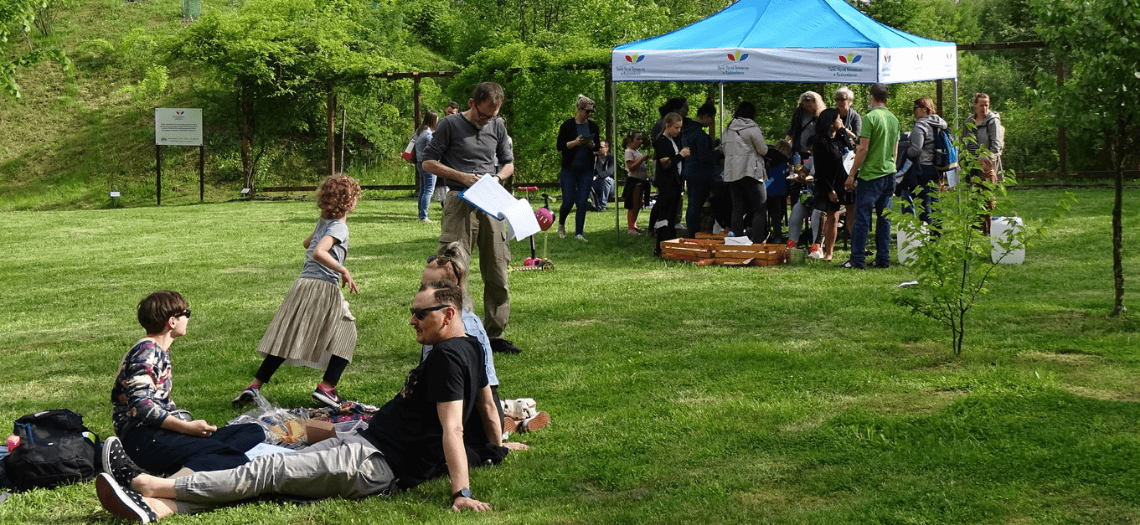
154;108;205;205
155;108;203;146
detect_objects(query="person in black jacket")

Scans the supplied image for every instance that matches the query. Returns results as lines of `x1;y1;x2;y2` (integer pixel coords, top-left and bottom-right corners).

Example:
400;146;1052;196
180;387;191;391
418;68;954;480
648;112;690;256
811;108;853;262
555;94;601;241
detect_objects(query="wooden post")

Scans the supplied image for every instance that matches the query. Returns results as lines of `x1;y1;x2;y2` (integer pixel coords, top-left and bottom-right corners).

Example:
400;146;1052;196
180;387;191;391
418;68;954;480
327;88;337;176
414;74;422;196
1057;58;1067;186
199;144;205;202
340;108;347;177
155;145;162;206
936;79;944;116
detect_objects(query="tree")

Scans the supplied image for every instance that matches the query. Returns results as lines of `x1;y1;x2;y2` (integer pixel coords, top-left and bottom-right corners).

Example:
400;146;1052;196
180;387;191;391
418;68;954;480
895;149;1073;355
1033;0;1140;316
0;0;70;98
166;0;393;190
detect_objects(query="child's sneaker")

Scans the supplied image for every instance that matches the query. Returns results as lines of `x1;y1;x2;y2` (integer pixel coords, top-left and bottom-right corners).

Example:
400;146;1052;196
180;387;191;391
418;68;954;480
231;384;260;409
311;384;344;408
808;244;823;259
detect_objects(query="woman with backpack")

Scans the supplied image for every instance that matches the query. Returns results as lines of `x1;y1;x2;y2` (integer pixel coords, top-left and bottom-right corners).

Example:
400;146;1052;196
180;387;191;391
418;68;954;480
906;97;949;224
967;93;1004;234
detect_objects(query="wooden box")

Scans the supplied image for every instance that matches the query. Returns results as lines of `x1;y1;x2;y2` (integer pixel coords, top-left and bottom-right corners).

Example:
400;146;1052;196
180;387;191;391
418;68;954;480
660;238;720;261
712;243;786;266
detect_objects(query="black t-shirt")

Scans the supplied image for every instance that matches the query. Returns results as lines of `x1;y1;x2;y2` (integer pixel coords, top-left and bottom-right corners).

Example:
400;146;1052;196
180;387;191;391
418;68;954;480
360;336;487;489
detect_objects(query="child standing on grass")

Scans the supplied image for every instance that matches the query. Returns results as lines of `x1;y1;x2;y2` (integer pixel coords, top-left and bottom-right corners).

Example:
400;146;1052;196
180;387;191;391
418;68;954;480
233;174;362;409
621;130;652;235
110;291;265;477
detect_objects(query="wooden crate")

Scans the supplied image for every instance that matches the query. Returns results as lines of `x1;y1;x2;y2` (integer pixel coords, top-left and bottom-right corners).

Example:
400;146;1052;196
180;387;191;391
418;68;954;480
695;231;727;240
712;243;786;266
660;238;720;261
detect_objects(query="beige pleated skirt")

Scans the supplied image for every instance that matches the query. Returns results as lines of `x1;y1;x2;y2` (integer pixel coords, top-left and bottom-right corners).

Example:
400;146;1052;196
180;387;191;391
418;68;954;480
255;277;357;371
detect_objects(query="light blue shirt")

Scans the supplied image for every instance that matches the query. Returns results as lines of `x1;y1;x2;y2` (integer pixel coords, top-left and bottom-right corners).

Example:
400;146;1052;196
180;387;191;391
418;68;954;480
421;309;498;386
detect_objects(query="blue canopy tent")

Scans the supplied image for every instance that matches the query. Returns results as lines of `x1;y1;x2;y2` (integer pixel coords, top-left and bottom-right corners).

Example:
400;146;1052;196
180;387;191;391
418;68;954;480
611;0;957;84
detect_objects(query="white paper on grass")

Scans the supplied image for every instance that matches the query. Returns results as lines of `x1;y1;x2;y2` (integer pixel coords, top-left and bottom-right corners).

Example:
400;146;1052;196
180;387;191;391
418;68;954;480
458;176;541;241
245;442;296;460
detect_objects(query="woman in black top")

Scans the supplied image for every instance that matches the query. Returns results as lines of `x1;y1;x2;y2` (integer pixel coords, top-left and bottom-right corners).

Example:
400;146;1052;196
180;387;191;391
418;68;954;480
811;108;852;262
555;94;601;241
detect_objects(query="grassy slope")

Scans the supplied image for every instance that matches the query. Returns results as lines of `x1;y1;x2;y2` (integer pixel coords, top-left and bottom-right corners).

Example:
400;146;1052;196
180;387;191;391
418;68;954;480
0;189;1137;524
0;0;449;212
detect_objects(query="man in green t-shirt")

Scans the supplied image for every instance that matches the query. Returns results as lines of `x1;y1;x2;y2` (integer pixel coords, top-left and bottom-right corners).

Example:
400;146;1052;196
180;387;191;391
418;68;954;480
843;83;900;269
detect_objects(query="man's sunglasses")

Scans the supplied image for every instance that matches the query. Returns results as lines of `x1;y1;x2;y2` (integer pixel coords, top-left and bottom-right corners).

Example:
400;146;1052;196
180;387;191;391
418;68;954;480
584;108;595;114
410;304;450;320
175;309;191;319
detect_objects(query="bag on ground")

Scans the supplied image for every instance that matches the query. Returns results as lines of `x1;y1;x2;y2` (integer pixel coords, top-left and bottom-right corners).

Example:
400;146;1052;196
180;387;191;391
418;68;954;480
3;409;100;490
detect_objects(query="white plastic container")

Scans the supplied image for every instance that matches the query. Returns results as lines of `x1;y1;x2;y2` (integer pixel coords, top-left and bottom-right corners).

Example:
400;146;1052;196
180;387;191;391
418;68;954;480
991;217;1025;264
897;225;926;266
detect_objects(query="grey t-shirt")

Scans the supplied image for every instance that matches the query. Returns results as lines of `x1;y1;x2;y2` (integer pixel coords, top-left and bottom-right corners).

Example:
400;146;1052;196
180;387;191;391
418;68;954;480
422;113;514;191
298;218;349;284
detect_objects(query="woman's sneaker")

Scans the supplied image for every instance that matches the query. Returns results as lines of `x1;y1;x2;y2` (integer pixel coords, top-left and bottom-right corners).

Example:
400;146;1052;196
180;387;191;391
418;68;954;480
808;244;824;259
231;385;260;409
516;411;551;433
95;473;156;524
312;383;344;408
102;436;147;487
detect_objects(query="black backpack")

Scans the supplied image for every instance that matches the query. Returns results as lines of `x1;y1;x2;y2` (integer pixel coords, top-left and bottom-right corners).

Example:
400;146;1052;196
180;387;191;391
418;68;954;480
3;409;101;490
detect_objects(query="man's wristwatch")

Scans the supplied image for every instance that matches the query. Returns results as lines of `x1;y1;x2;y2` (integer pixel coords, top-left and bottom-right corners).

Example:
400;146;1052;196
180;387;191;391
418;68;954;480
451;487;473;501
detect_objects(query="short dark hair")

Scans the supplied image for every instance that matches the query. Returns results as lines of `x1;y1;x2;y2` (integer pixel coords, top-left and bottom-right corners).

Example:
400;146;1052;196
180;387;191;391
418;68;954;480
419;280;464;311
446;101;459;110
471;82;505;106
870;83;889;103
696;100;716;118
138;290;187;335
733;101;756;120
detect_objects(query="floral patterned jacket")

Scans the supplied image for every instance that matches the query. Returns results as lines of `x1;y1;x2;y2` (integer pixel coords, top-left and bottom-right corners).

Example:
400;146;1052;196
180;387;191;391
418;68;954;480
111;340;177;436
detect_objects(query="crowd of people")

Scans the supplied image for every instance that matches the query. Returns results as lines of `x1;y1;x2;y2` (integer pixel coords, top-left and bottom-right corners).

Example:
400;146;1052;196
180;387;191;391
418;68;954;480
556;84;1003;268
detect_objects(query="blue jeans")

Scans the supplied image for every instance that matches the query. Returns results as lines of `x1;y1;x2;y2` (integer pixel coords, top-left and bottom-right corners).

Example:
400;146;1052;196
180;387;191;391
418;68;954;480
850;175;895;268
593;177;614;209
416;166;436;220
685;176;713;235
559;166;593;235
901;164;939;224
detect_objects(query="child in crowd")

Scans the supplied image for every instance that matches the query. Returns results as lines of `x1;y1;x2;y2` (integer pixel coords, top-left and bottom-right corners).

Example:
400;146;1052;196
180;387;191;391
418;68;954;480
108;291;264;478
622;130;652;235
233;174;362;410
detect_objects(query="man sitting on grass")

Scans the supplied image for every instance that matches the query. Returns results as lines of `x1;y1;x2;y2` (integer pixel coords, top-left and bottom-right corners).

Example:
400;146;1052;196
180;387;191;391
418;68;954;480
95;280;528;523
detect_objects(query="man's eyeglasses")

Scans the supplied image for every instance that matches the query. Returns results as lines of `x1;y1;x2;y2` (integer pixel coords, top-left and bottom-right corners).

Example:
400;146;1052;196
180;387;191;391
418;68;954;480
175;309;191;319
472;103;496;122
410;304;450;320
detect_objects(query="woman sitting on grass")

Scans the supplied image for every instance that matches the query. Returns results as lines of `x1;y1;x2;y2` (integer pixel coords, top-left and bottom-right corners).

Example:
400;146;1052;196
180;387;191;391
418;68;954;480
232;174;362;409
109;291;265;477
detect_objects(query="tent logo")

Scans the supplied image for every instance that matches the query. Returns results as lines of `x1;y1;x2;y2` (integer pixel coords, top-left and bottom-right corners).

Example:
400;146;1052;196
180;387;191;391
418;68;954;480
883;55;891;62
625;54;645;63
727;50;749;62
916;54;924;60
839;53;861;64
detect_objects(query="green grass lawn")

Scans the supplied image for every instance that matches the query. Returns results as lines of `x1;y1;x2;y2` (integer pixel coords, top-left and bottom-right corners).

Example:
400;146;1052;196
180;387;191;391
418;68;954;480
1;189;1138;524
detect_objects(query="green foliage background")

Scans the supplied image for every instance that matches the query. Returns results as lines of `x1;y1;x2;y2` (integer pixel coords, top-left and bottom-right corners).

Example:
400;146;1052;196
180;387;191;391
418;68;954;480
0;0;1129;209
